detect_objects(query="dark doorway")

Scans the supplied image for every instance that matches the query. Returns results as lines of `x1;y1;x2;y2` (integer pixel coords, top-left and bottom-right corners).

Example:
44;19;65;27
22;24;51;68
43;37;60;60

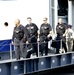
58;0;68;16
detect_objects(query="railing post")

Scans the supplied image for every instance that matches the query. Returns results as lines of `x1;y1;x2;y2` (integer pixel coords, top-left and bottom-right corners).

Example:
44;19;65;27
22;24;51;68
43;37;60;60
60;39;62;50
10;43;12;59
37;30;40;57
37;41;40;57
59;39;63;54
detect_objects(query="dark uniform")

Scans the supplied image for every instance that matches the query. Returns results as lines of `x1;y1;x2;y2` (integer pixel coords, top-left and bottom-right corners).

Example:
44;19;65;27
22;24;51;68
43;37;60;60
12;25;28;60
56;23;67;53
25;23;38;58
40;23;52;55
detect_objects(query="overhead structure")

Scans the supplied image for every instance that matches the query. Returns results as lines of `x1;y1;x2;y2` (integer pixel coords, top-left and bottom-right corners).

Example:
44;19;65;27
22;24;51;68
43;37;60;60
68;0;72;25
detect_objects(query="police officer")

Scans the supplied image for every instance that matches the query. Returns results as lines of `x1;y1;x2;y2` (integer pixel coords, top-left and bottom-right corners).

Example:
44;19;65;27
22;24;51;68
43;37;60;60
25;17;38;58
39;17;52;56
56;18;67;53
12;19;28;60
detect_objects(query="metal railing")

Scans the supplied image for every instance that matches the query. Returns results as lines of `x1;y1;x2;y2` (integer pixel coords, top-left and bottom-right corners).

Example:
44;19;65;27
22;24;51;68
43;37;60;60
0;39;73;60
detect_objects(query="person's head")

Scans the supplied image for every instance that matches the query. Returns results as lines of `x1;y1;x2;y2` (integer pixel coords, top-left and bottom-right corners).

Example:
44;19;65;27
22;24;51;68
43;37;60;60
27;17;32;24
43;17;48;24
58;18;63;24
15;19;20;26
68;24;72;29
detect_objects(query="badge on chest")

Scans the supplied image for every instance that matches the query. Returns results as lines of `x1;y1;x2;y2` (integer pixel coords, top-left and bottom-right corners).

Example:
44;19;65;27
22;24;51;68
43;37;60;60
27;26;34;30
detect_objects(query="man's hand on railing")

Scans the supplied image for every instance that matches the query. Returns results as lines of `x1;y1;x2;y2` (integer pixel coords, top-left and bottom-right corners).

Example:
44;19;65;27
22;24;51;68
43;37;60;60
37;30;40;35
47;31;52;38
63;34;66;37
63;29;68;37
26;41;29;44
54;33;57;37
11;41;14;45
47;34;51;38
37;38;40;42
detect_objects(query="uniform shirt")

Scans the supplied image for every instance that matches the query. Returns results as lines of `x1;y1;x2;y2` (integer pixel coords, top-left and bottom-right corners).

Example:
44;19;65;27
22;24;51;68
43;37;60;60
40;23;52;36
25;23;38;37
12;25;28;41
56;23;67;36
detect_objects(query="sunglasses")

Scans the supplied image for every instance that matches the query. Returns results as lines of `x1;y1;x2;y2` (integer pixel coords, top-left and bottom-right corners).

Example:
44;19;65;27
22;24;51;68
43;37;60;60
43;20;46;21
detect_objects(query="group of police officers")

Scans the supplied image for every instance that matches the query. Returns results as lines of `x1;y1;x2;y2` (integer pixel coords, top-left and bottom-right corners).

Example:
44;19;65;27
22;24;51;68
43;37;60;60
11;17;74;60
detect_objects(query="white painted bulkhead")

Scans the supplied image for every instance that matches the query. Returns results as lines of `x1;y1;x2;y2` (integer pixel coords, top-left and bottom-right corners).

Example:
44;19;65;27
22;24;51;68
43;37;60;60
0;0;49;40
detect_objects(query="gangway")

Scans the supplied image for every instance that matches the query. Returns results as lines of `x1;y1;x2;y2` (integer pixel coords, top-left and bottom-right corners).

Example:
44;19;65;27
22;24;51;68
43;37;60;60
0;52;74;75
0;39;74;75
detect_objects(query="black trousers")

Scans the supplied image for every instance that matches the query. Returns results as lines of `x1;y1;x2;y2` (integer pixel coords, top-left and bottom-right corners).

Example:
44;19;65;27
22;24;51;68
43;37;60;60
56;35;67;54
26;36;38;58
39;35;49;56
14;39;25;60
39;41;48;56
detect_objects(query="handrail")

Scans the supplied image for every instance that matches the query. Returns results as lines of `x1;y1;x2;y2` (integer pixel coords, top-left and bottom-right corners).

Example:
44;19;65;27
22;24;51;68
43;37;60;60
37;41;40;57
0;39;73;60
0;39;70;46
